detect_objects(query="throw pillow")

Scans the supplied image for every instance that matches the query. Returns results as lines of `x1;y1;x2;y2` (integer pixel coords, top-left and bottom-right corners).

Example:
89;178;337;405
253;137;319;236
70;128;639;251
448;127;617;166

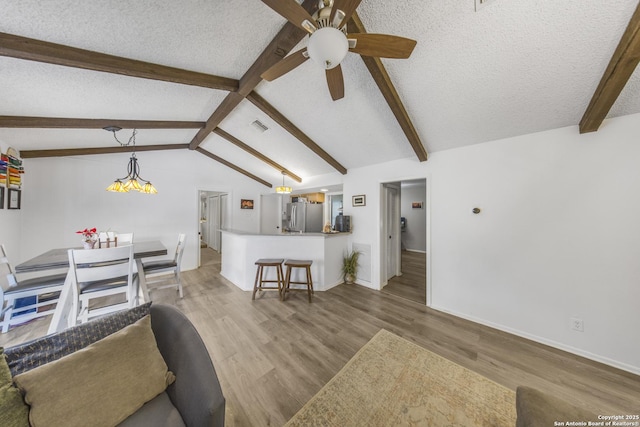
5;302;151;376
0;347;29;427
516;386;599;427
14;315;175;427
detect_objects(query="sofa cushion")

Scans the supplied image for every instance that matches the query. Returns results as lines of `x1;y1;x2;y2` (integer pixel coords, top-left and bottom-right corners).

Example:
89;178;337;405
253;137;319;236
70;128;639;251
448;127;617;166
117;392;186;427
0;347;29;427
5;302;151;376
14;315;175;427
516;386;599;427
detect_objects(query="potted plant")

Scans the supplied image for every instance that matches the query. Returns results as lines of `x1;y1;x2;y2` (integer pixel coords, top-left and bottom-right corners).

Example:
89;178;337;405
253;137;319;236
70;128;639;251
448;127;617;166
342;250;360;284
76;227;98;249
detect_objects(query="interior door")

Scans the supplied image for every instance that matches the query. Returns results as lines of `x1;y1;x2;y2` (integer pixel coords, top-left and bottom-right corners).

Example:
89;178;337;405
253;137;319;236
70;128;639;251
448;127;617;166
219;194;229;253
260;194;283;233
385;186;401;281
208;195;220;251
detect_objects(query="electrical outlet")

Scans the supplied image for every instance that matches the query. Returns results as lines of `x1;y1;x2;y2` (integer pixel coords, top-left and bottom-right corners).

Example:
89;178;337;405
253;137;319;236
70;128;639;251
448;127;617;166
571;317;584;332
475;0;497;11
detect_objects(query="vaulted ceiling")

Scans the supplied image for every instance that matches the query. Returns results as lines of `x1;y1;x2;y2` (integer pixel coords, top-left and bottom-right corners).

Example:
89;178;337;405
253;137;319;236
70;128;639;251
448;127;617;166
1;0;639;189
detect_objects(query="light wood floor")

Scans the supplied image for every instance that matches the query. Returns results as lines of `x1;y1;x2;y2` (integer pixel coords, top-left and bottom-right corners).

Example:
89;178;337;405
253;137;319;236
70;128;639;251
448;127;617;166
2;248;639;426
382;250;426;304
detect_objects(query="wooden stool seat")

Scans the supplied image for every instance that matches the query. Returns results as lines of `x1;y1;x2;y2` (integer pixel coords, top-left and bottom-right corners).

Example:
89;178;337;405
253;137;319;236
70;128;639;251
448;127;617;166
283;259;314;303
252;258;284;300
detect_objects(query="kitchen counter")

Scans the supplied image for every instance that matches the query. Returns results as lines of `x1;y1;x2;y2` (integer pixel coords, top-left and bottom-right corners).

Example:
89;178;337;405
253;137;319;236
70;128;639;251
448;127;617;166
220;230;349;292
222;229;348;237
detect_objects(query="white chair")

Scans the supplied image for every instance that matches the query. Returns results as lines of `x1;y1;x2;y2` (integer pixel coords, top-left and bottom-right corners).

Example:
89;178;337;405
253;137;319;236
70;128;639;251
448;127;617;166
0;244;66;333
68;245;136;324
116;233;134;245
141;234;186;299
97;232;118;248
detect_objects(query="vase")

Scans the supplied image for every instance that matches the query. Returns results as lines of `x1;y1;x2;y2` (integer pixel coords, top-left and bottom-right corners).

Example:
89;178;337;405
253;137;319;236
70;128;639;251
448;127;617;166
82;240;96;250
344;273;355;284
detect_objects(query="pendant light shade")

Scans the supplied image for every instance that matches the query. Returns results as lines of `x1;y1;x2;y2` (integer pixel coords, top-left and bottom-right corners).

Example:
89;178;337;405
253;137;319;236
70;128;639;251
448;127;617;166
275;171;292;194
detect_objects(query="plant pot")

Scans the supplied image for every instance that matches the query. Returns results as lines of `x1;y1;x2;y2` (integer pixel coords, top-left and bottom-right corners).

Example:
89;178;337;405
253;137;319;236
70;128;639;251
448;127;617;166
82;240;96;250
344;273;355;284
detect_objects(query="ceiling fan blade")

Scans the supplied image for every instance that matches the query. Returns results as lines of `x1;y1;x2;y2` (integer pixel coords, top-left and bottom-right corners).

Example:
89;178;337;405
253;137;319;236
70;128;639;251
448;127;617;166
262;0;317;33
261;49;309;81
326;65;345;101
332;0;363;28
348;33;417;59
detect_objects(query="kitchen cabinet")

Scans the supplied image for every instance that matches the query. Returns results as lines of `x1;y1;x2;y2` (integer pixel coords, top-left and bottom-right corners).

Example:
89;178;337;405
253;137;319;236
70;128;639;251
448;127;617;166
291;192;325;203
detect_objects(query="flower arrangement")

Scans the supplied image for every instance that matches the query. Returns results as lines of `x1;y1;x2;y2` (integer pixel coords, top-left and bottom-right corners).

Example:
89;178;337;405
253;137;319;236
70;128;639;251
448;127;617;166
76;227;98;242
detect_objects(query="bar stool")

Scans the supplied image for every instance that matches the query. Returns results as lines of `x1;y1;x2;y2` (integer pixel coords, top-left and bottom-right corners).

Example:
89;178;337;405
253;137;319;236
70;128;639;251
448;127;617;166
252;259;284;300
283;259;314;303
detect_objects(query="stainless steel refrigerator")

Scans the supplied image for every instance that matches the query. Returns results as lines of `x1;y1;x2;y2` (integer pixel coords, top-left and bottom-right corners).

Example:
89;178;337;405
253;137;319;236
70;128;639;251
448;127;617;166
286;202;323;233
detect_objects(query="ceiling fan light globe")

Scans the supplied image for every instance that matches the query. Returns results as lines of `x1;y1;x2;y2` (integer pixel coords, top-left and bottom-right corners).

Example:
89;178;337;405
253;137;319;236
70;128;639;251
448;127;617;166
307;27;348;69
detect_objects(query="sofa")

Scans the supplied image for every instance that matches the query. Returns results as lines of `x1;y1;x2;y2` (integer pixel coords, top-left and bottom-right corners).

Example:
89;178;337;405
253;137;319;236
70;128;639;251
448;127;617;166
0;303;225;427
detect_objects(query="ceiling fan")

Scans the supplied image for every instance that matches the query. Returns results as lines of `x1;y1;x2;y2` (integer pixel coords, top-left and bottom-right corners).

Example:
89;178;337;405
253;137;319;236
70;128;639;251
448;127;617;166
261;0;417;101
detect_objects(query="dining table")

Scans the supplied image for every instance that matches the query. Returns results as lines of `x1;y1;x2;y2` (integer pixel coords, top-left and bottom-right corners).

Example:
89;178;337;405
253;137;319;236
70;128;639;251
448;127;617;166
15;240;168;334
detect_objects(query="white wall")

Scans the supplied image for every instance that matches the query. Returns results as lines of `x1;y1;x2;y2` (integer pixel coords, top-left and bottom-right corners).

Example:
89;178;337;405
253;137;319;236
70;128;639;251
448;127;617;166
16;149;267;270
339;113;640;374
0;139;23;260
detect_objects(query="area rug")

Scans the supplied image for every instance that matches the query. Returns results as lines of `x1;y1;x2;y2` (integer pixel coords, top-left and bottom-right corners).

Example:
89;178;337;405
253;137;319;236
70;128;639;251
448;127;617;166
285;329;516;427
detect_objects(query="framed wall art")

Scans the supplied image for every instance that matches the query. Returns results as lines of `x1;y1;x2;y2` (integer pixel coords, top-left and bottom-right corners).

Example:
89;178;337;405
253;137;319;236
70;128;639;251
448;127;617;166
240;199;254;209
352;195;366;207
412;201;423;209
8;188;21;210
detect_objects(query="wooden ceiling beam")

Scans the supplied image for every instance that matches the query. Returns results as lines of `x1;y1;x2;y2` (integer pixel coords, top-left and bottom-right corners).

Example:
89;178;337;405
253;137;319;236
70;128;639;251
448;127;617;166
195;147;272;188
187;0;319;150
247;92;347;175
20;144;188;159
348;13;428;162
0;116;204;129
0;32;238;91
579;3;640;134
212;128;302;182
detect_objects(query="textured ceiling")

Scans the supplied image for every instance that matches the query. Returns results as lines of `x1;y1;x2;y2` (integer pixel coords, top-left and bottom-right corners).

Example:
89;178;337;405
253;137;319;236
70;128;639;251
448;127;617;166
1;0;639;187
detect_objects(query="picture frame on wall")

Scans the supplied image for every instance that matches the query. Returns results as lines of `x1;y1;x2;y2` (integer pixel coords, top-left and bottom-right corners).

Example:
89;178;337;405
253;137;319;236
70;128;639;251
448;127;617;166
352;195;366;207
8;189;21;210
412;201;423;209
240;199;254;209
0;187;4;209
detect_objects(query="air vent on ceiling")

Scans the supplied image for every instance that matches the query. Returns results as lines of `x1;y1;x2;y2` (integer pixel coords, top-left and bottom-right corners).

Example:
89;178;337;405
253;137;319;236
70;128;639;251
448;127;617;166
475;0;497;11
251;119;269;133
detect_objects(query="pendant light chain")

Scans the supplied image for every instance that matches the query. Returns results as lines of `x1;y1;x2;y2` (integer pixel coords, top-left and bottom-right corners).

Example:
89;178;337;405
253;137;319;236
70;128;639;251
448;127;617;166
112;128;137;148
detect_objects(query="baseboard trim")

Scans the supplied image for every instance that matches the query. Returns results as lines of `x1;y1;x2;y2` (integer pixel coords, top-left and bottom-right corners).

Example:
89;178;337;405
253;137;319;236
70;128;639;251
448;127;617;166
430;305;640;376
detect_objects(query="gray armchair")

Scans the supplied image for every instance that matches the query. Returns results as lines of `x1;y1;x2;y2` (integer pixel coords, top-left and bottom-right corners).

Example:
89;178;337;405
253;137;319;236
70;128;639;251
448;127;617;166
119;304;226;426
5;303;225;427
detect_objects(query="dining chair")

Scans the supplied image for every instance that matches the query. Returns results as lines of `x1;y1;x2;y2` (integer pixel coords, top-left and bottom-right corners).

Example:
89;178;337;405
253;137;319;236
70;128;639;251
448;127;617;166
67;245;136;324
98;231;119;248
116;233;134;245
141;233;186;299
0;244;67;333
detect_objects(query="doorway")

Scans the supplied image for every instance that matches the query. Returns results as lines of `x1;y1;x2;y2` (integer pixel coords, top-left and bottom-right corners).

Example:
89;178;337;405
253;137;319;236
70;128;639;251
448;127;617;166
198;190;228;267
380;179;428;305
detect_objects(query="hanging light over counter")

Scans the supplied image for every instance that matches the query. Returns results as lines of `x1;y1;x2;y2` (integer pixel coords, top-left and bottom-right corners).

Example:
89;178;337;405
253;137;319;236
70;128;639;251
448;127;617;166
275;171;292;194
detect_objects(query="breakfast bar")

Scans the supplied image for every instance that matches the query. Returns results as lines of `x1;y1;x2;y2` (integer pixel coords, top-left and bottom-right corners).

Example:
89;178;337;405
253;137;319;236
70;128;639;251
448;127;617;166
220;230;349;292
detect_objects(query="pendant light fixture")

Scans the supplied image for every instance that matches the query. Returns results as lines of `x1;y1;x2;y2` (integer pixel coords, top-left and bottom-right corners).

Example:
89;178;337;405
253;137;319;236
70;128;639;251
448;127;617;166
275;171;292;194
104;127;158;194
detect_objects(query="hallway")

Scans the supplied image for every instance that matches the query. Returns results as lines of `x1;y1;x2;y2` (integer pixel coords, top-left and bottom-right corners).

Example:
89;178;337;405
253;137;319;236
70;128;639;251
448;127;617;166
381;250;426;304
